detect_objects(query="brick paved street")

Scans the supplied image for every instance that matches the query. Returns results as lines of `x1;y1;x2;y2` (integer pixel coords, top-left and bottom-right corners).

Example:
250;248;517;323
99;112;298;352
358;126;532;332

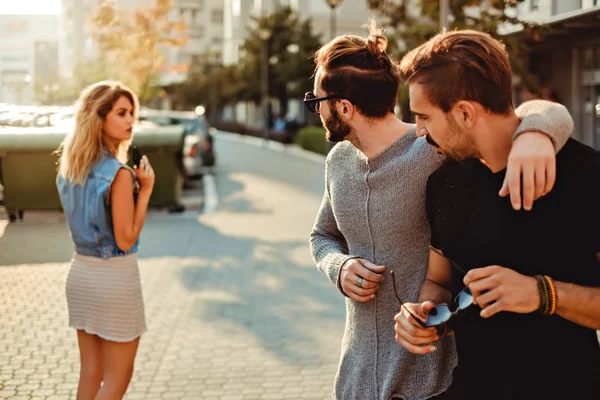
0;135;345;399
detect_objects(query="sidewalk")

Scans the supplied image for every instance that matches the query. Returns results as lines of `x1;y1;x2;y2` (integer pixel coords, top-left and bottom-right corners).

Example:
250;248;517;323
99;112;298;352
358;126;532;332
0;169;343;400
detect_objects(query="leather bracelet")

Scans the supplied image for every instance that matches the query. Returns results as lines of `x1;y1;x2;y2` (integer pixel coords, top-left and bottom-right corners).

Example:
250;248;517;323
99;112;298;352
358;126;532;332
534;275;550;314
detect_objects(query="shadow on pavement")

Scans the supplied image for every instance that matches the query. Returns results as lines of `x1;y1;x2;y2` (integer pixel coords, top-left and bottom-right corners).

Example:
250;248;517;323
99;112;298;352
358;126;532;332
0;219;73;266
139;214;344;366
212;173;273;215
214;136;326;197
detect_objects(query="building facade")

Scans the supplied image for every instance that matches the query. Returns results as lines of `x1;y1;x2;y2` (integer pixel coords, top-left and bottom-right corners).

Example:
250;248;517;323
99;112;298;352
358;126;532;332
222;0;381;125
0;15;59;105
511;0;600;149
223;0;379;67
59;0;224;87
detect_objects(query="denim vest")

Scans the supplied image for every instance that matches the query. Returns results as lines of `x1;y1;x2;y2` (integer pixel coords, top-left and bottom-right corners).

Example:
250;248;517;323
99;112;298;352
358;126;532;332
57;151;139;258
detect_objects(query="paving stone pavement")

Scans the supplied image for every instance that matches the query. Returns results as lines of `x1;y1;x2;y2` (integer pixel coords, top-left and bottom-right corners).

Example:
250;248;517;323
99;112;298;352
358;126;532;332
0;210;344;400
0;136;346;400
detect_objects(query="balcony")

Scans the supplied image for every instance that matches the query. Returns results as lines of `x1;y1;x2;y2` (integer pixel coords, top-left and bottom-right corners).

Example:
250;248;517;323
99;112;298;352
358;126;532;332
177;0;204;11
553;0;582;15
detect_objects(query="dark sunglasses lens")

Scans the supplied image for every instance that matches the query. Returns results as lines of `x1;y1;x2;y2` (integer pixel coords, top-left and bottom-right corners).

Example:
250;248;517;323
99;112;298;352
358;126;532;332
306;102;317;113
456;287;473;310
426;304;451;327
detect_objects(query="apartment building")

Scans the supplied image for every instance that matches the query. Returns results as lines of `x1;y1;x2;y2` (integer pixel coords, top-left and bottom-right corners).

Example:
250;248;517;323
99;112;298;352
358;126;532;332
223;0;380;66
221;0;381;125
58;0;94;81
0;15;59;104
509;0;600;149
59;0;224;87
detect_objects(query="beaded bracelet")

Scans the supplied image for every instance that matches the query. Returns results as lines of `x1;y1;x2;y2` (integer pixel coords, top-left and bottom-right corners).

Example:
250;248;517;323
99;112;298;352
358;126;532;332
544;275;558;315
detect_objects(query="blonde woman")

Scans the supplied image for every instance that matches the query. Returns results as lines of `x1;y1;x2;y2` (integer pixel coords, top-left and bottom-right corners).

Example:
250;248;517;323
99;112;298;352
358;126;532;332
56;81;154;400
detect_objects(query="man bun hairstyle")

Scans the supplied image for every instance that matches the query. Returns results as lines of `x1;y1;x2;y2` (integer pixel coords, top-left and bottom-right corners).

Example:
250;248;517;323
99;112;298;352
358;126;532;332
313;19;400;118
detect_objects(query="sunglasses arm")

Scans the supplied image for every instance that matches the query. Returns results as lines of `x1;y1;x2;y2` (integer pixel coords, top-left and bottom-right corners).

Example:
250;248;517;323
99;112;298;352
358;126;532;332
401;304;428;328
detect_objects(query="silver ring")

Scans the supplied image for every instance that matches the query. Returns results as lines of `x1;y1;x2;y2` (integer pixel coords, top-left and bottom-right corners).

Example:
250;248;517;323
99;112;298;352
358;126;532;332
356;276;363;288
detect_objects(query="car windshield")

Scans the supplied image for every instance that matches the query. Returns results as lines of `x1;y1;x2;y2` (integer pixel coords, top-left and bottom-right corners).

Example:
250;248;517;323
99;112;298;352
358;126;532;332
140;115;206;136
178;118;206;135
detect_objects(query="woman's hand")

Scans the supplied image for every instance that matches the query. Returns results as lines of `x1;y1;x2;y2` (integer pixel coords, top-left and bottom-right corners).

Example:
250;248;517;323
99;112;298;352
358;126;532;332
135;155;155;195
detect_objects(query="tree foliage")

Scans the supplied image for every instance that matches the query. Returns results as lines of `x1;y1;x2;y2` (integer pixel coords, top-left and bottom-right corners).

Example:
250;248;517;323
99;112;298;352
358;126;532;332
239;6;322;115
366;0;545;120
174;6;322;118
89;0;188;103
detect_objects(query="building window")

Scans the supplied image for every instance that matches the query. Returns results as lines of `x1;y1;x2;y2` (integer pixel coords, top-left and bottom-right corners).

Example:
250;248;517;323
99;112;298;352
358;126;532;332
190;9;198;23
212;9;223;24
530;0;540;10
189;26;204;39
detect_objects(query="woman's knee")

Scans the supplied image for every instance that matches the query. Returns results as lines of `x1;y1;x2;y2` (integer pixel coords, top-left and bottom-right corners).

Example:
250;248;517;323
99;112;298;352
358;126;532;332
100;337;139;393
104;365;134;389
80;362;103;384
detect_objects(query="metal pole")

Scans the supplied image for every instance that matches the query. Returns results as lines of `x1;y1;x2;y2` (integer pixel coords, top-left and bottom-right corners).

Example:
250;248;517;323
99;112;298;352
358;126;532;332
330;7;336;40
210;62;218;124
439;0;450;31
325;6;337;154
261;38;269;144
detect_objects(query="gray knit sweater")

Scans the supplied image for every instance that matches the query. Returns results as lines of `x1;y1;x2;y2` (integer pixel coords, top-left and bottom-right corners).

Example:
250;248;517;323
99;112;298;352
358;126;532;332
310;101;573;400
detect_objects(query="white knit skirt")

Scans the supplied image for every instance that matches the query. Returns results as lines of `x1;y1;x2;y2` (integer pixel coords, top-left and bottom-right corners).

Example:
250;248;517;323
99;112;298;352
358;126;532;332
66;253;147;342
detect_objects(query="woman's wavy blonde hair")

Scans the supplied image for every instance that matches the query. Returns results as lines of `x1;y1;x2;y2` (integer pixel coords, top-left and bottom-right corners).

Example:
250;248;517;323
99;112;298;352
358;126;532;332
56;81;139;185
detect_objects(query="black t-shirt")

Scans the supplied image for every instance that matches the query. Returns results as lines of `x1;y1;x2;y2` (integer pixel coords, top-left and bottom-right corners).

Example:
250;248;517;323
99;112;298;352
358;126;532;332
426;139;600;400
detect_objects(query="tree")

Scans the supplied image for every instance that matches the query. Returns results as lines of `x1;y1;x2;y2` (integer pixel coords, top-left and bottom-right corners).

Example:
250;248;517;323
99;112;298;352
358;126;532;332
239;6;322;116
171;54;246;118
89;0;188;104
366;0;545;121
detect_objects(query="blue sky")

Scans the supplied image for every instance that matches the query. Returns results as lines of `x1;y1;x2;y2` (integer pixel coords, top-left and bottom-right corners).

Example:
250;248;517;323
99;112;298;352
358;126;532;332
0;0;61;15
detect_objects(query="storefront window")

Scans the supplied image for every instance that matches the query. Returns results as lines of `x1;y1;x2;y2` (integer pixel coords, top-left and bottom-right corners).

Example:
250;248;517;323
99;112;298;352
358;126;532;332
580;47;597;148
595;45;600;149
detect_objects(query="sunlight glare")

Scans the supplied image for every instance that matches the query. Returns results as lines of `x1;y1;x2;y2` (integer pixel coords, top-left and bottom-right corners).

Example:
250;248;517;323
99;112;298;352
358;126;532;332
0;0;61;15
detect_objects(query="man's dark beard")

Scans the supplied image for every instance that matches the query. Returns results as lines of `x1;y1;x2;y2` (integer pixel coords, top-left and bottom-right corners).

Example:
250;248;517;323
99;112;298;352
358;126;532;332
324;107;351;142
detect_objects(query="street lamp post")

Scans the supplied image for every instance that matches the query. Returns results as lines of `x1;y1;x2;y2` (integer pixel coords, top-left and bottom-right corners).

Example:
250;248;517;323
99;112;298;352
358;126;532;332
324;0;344;153
259;27;272;145
326;0;344;40
439;0;450;31
208;51;219;125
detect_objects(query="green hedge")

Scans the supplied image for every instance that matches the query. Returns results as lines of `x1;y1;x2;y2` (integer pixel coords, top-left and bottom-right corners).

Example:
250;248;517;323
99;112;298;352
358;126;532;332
294;126;328;155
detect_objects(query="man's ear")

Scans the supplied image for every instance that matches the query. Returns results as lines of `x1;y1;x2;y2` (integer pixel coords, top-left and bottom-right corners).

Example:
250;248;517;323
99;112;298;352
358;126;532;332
453;101;477;129
339;99;354;120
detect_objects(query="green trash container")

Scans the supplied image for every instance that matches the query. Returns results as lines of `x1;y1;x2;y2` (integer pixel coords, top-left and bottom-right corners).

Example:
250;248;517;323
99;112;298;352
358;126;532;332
0;124;184;222
0;127;65;221
129;125;184;209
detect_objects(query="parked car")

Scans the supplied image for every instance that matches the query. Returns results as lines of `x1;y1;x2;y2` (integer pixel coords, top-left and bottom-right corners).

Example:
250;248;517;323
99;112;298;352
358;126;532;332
138;109;216;180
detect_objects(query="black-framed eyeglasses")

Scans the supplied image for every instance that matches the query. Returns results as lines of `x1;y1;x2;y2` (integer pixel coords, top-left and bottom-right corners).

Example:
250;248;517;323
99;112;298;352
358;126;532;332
391;246;474;328
303;92;342;114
